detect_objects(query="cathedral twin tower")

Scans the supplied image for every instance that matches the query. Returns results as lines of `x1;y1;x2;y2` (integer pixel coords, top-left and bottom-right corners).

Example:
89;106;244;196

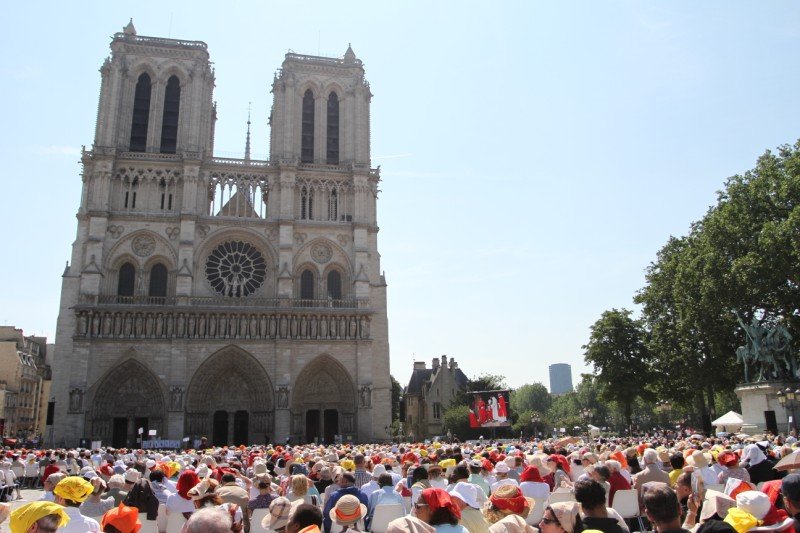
51;21;391;446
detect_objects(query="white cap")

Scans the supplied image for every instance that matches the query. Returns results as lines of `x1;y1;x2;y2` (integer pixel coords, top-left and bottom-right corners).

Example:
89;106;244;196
449;481;479;509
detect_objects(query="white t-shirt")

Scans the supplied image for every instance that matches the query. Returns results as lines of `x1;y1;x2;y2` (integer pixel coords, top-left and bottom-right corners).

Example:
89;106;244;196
166;493;196;515
57;506;101;533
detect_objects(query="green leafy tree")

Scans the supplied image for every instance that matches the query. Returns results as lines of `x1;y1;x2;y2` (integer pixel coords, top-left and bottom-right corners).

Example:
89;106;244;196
635;141;800;430
546;393;581;435
583;308;651;430
510;383;551;415
453;373;507;407
390;375;402;422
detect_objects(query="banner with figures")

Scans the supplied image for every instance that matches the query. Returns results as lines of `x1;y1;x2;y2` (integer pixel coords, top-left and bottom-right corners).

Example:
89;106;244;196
142;439;182;449
469;390;511;428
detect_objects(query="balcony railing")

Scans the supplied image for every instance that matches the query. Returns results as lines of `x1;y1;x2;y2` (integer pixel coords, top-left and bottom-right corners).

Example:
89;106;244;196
89;294;369;309
74;307;372;341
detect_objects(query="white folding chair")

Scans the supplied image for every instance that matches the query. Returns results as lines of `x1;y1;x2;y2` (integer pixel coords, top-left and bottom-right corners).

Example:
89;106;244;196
139;519;159;533
250;508;270;533
371;503;406;533
165;512;187;533
611;488;644;531
156;503;167;533
526;497;547;526
547;491;575;504
520;481;551;500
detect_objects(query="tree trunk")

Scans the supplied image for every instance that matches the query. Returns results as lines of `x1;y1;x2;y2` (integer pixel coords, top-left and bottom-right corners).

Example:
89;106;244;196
705;380;716;433
625;401;633;435
695;391;708;431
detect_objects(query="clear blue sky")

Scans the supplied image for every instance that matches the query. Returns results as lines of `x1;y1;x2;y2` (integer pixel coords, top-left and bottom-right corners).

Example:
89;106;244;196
2;1;799;390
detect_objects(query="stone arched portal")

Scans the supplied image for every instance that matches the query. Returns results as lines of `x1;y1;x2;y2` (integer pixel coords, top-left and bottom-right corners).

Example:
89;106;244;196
89;359;166;448
185;347;274;445
291;355;356;444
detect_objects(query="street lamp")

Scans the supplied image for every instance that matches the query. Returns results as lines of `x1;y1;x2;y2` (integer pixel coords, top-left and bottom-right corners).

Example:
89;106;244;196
777;387;800;434
531;413;541;438
580;408;593;437
656;401;672;430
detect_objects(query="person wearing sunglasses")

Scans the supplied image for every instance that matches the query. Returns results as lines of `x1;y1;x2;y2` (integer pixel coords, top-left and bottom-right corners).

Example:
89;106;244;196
414;488;467;533
539;502;583;533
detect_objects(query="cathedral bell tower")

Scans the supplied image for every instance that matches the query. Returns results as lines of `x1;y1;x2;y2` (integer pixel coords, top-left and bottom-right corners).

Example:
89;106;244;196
94;19;215;158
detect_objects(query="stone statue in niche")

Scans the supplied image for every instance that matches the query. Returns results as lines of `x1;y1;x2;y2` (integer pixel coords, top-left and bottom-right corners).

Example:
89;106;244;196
170;387;184;410
359;385;372;408
69;388;84;413
277;386;290;408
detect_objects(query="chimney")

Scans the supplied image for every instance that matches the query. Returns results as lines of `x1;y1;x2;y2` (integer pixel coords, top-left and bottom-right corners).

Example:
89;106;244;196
441;355;447;367
431;357;440;370
413;361;426;370
449;358;457;370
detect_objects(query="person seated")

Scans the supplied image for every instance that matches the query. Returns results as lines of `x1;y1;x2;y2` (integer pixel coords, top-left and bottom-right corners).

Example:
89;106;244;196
8;501;69;533
183;507;234;533
414;487;468;533
539;502;583;533
642;484;689;533
100;503;142;533
288;503;324;533
573;479;628;533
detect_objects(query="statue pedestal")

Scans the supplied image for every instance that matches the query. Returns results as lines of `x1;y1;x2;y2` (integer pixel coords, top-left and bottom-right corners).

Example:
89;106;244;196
735;381;795;434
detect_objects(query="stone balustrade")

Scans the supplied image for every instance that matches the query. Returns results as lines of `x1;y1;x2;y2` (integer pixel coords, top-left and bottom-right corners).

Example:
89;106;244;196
74;307;371;341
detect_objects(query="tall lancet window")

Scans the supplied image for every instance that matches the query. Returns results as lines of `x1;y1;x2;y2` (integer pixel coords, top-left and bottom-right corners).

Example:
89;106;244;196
327;270;342;300
301;90;315;163
130;73;152;152
117;263;135;297
160;75;181;153
326;92;339;164
301;186;313;220
328;188;338;221
300;269;315;300
148;263;168;298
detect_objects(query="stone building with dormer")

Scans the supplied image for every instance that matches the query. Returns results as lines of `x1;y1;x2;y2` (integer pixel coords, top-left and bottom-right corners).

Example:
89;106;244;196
51;21;390;447
0;327;52;442
403;356;468;440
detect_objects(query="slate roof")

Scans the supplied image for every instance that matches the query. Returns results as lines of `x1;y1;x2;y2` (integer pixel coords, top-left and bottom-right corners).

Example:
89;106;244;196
405;366;469;395
406;368;433;395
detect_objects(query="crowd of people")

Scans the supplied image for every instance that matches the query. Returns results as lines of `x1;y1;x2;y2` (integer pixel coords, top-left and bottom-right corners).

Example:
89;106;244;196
0;432;800;533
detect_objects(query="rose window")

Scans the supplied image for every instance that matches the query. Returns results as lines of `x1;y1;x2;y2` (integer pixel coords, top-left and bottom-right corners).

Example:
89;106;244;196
205;241;267;297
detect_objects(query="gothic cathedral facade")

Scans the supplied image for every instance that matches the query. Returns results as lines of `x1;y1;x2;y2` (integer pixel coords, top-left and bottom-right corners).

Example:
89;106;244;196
51;22;391;447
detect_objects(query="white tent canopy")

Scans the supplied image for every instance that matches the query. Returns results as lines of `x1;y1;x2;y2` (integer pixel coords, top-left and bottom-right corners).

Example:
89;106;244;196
712;411;744;432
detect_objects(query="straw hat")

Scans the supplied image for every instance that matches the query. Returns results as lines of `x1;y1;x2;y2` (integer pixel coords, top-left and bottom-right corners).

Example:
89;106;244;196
688;450;711;469
330;494;367;525
187;477;218;500
262;497;292;531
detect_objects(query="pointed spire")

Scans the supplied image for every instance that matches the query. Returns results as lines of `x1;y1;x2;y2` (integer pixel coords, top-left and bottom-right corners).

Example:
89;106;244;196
344;43;356;64
244;102;252;161
123;18;137;36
